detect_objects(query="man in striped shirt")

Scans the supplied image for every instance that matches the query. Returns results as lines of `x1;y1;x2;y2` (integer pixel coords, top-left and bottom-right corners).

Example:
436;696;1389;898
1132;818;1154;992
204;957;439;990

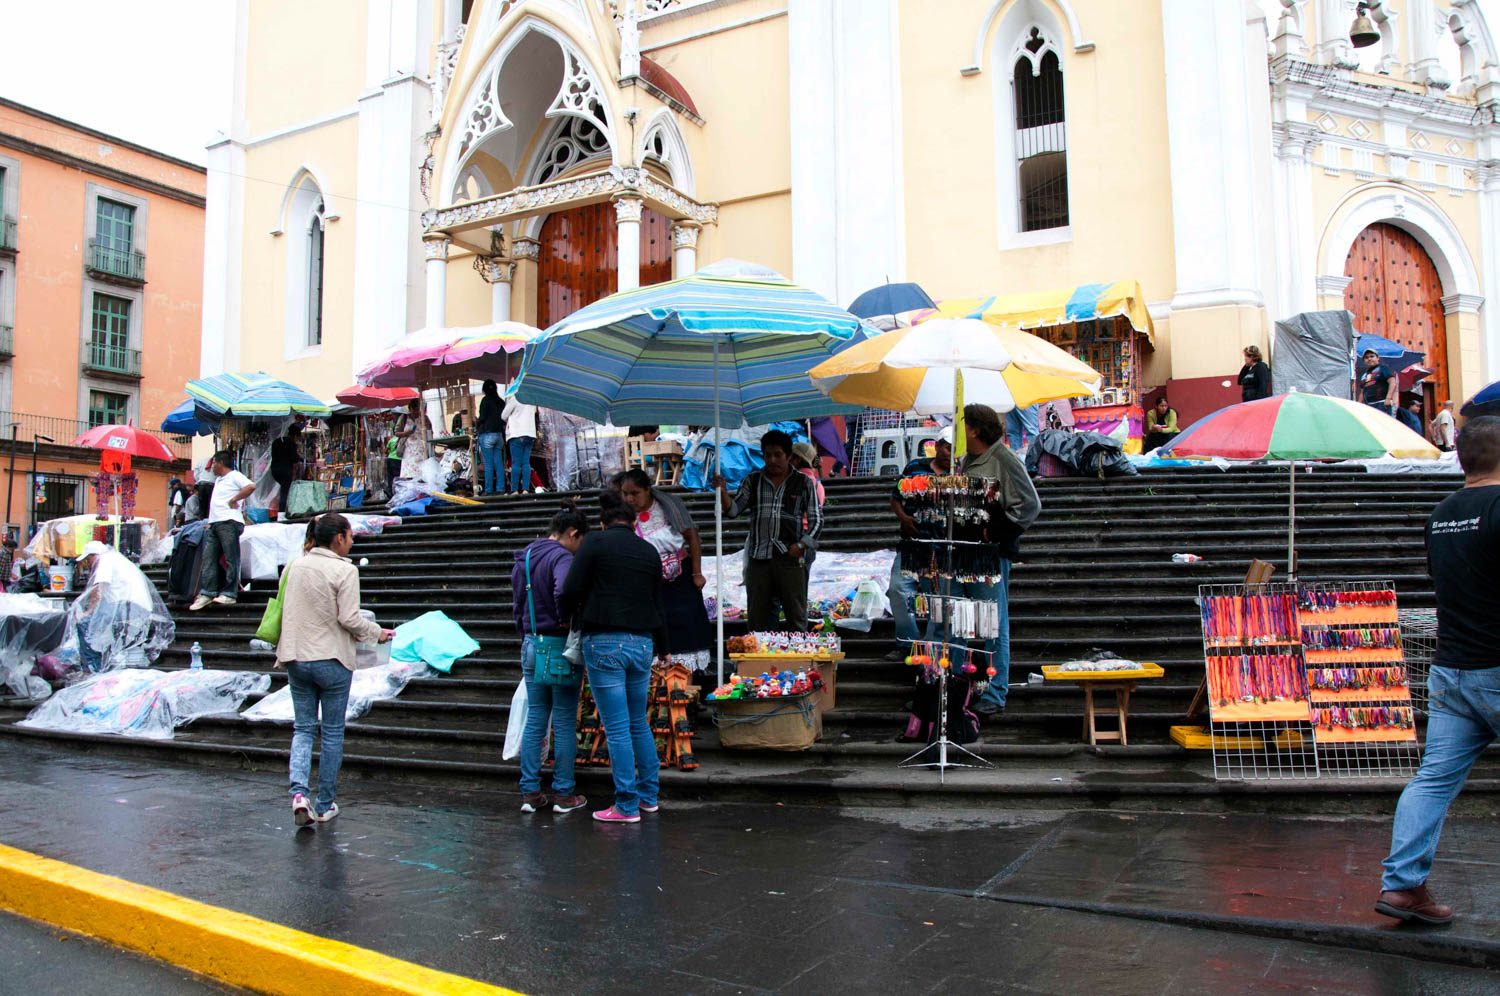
715;430;823;631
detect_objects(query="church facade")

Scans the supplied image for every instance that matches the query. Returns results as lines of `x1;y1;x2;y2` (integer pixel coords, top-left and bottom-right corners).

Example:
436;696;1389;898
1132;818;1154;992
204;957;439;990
201;0;1500;412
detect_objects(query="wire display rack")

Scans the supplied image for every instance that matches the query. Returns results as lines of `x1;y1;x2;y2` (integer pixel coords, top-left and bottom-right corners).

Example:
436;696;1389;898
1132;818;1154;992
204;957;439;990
1398;607;1437;713
848;409;940;477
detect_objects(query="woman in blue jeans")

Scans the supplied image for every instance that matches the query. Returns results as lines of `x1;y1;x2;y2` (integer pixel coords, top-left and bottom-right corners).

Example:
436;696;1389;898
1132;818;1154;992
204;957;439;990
561;490;667;823
475;379;505;495
511;503;591;814
275;514;393;827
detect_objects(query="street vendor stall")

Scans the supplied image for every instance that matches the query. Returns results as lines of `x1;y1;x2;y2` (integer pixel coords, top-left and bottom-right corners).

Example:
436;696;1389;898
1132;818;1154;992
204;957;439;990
921;280;1156;452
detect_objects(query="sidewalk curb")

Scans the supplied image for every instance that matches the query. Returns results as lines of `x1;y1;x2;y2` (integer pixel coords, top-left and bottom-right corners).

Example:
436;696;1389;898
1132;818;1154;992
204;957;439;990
0;842;522;996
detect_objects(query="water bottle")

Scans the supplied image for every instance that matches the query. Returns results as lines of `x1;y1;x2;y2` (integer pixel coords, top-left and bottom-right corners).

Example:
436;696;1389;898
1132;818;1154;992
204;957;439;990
190;642;203;671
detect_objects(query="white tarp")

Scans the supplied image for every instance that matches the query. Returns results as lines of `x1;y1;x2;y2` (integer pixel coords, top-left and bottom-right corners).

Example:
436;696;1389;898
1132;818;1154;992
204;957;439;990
241;661;424;722
701;549;896;625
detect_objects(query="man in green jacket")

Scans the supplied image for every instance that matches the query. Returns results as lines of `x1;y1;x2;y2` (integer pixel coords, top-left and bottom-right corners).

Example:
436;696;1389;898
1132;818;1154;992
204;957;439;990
961;404;1041;717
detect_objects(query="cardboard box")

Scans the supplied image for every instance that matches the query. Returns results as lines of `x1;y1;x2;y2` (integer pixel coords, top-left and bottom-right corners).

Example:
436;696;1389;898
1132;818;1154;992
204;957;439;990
711;693;821;750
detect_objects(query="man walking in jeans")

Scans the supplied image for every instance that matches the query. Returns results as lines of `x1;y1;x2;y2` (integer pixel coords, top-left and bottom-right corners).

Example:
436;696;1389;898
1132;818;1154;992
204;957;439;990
1377;415;1500;924
189;450;255;610
715;429;823;631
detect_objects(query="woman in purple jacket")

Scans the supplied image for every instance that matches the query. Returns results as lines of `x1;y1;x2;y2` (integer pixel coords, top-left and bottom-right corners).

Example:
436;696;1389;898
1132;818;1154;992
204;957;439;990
512;504;591;814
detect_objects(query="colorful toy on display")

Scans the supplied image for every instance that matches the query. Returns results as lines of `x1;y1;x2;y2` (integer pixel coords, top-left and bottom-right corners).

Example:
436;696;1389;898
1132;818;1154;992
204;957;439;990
727;632;841;657
707;669;823;701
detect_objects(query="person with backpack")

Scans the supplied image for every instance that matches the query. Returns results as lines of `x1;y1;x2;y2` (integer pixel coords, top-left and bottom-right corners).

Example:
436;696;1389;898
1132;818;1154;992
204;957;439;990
511;503;591;815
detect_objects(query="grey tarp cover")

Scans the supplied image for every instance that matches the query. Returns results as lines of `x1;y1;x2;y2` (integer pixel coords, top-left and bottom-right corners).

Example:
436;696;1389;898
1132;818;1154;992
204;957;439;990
1024;429;1138;478
1272;310;1354;397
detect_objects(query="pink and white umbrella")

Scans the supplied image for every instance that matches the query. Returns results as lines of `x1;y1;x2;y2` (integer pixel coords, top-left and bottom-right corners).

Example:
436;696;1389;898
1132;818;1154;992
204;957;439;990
357;323;539;388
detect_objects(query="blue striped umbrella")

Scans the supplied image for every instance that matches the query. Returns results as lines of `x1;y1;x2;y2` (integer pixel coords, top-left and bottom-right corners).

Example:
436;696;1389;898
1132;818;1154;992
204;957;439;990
514;259;870;426
185;372;331;418
515;259;871;684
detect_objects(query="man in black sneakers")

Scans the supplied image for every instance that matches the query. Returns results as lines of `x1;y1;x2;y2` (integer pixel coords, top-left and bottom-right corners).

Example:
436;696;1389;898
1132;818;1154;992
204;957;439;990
1376;415;1500;925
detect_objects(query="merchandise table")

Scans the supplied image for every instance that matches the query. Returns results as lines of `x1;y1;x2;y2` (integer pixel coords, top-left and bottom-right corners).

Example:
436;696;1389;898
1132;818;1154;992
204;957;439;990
1041;663;1165;746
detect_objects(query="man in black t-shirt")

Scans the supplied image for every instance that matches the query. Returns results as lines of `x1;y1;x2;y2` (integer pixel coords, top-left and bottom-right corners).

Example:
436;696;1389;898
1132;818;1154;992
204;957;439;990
1377;415;1500;925
1359;350;1397;415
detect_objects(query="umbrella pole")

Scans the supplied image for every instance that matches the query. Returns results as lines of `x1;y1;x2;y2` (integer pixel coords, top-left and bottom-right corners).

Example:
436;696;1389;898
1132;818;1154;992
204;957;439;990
713;337;724;689
1287;461;1296;582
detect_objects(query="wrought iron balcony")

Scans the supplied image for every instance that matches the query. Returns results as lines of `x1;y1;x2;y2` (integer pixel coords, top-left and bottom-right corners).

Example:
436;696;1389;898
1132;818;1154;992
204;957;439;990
0;409;190;459
0;325;11;358
0;218;14;255
83;340;142;379
86;239;145;283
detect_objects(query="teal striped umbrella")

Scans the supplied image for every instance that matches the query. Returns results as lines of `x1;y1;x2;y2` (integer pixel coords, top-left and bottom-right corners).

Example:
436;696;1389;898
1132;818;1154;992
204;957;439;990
186;372;331;418
515;259;871;684
514;259;870;426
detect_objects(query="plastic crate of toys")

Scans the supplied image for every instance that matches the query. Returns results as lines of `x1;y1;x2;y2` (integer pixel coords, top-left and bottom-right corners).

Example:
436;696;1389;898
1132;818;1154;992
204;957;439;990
706;671;824;750
727;633;844;712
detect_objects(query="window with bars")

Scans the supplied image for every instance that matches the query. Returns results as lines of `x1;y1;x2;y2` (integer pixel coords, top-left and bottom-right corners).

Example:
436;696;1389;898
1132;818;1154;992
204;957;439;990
91;293;130;350
87;390;128;428
306;201;325;346
1012;27;1068;232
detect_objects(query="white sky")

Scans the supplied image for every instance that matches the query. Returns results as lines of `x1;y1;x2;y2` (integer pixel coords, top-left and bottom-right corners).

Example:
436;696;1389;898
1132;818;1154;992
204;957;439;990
1;1;1500;167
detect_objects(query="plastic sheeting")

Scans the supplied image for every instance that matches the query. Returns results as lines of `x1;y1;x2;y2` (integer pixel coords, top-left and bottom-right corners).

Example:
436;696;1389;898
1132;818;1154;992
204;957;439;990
67;548;175;672
0;594;69;697
1272;310;1355;397
701;549;896;624
241;661;423;723
238;515;401;580
390;611;480;673
1025;428;1138;478
18;668;270;739
24;515;164;565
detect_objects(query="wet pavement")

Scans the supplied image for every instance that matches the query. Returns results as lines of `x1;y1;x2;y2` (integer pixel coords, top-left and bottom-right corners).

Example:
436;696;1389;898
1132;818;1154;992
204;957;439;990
0;909;246;994
0;740;1496;994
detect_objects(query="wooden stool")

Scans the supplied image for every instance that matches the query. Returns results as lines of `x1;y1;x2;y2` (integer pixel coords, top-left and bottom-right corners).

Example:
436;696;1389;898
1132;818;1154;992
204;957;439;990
1081;680;1136;746
625;435;647;472
655;454;683;486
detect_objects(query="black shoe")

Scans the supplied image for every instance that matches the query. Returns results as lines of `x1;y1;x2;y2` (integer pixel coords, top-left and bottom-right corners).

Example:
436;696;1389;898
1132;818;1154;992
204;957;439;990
973;700;1002;717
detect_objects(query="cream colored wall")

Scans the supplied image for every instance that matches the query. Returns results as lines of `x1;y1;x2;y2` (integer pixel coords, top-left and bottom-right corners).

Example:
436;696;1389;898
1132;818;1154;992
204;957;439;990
446;254;497;326
896;0;1177;305
236;117;361;399
244;0;369;135
706;192;794;277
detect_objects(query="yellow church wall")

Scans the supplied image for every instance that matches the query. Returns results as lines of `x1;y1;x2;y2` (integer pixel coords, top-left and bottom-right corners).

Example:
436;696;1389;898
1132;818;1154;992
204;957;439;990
895;0;1178;308
243;0;368;137
707;192;794;277
235;117;362;397
446;256;498;328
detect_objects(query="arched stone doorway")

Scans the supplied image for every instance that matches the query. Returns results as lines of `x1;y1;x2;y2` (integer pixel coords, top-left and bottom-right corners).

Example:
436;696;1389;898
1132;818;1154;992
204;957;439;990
1342;222;1449;408
537;202;674;328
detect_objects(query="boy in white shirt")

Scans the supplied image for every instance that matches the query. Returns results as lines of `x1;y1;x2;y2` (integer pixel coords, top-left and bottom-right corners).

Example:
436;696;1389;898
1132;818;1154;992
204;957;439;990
190;450;256;610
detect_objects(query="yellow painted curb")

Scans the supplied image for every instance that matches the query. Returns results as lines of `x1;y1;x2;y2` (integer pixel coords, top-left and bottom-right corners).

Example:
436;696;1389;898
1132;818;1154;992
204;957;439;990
0;842;522;996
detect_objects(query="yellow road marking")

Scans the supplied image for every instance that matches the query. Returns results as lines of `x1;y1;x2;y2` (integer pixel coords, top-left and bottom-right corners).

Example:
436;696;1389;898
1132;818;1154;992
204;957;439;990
0;842;523;995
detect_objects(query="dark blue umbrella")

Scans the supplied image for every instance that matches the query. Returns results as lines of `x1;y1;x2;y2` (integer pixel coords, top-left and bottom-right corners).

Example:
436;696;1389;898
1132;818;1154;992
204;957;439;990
847;282;936;330
1461;380;1500;417
1356;333;1424;377
160;399;217;437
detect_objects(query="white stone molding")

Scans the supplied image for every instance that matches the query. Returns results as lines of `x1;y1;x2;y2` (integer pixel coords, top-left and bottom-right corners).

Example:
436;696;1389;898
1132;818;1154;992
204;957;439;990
1364;0;1401;77
422;235;451;261
1313;0;1357;69
617;2;643;79
549;49;612;132
1315;274;1353;296
1442;292;1484;314
1273;122;1320;314
1319;183;1482;298
272;165;340;236
671;222;700;249
638;109;696;193
1448;0;1500;96
430;24;467;129
473;255;515;284
612;195;645;223
1408;0;1452;90
1272;0;1307;60
615;196;643;291
671;222;699;277
526;116;614;185
422;165;718;232
965;0;1092;74
511;238;542;261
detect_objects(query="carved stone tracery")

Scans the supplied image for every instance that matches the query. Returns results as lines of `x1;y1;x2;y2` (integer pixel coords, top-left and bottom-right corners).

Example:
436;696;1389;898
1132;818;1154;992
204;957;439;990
421;165;717;232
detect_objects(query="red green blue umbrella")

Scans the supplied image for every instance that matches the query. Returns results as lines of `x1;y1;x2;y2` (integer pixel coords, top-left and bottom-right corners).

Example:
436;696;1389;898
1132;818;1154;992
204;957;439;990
1159;393;1439;577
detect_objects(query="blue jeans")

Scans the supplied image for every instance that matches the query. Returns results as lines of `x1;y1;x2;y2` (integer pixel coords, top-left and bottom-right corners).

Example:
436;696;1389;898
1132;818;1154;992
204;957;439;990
197;520;243;599
1005;405;1039;451
478;432;504;494
286;659;353;814
954;562;1011;708
508;436;534;493
889;561;934;645
518;634;582;796
583;632;658;816
1382;666;1500;891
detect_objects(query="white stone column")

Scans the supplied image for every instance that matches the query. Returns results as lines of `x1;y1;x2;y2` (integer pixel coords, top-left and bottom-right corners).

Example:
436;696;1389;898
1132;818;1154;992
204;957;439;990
477;257;515;322
671;223;700;278
1475;164;1500;381
423;235;450;329
614;197;643;292
1271;123;1319;316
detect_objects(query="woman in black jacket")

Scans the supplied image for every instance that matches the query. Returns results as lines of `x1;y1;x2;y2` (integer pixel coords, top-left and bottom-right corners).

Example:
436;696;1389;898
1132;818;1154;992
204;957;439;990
560;490;666;824
475;380;505;494
1238;346;1272;402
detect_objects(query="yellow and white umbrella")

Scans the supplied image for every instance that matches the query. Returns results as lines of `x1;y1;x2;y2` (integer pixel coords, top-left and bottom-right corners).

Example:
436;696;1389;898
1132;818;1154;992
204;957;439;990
807;318;1101;415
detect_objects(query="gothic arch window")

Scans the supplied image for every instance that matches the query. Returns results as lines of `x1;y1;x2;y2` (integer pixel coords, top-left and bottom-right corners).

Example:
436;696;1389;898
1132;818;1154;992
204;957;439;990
281;171;327;357
306;199;325;347
529;116;611;184
1011;26;1068;232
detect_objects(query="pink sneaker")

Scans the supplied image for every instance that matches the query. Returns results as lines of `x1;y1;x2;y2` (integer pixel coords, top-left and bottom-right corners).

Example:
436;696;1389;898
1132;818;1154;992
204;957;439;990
592;806;641;824
639;802;659;814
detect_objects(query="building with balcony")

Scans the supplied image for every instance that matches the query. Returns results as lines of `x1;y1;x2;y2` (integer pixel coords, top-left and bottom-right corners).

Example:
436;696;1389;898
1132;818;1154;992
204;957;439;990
0;97;202;539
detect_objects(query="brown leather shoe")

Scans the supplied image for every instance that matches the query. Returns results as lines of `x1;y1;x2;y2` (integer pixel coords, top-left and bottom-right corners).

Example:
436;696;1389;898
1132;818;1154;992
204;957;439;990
1375;884;1454;924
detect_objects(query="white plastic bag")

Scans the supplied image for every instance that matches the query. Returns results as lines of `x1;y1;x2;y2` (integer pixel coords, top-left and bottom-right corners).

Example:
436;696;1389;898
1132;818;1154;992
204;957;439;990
503;682;528;760
835;580;890;632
